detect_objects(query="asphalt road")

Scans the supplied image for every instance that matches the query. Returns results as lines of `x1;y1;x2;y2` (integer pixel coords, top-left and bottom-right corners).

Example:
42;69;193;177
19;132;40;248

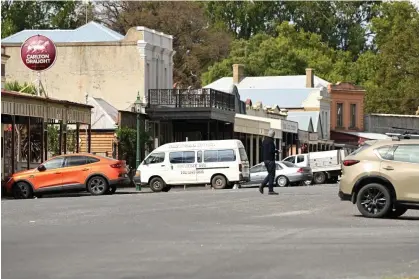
2;185;419;279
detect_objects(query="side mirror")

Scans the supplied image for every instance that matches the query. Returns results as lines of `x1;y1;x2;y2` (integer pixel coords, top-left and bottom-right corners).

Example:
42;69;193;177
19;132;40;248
37;165;46;172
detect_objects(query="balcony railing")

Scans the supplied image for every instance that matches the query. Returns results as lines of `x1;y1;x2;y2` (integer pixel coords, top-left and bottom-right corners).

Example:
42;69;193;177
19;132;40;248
148;89;235;111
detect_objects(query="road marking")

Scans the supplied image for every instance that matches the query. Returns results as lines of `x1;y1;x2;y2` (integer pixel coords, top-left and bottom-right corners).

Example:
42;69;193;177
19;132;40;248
259;210;315;217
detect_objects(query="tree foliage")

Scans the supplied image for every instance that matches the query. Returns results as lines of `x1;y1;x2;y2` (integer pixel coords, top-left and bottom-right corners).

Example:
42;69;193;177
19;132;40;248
202;22;354;86
1;0;93;38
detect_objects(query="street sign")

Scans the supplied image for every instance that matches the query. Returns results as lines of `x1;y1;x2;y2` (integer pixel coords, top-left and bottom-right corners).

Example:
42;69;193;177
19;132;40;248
20;35;57;71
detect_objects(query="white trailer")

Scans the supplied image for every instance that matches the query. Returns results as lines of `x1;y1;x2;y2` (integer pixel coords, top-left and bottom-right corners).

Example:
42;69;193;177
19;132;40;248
283;149;348;184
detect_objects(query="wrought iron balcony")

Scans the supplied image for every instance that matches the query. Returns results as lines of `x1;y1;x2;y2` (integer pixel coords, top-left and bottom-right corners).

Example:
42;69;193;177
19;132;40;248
148;89;235;111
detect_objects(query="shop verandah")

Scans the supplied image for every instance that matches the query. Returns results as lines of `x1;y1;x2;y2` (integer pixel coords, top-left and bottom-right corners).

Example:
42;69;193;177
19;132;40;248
1;90;92;180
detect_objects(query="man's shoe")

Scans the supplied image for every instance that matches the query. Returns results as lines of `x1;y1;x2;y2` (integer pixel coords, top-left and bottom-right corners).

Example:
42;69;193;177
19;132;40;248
268;191;279;195
259;185;264;194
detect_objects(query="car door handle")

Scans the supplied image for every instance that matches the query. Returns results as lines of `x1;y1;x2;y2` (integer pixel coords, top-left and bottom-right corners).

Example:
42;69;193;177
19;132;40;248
82;168;90;171
55;172;61;174
161;165;165;167
383;166;394;171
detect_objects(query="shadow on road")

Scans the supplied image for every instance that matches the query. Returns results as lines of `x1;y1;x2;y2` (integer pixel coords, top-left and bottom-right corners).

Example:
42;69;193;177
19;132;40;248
353;214;419;221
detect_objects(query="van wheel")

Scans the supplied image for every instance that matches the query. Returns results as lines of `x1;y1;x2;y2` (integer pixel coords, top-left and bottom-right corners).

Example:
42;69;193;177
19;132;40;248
211;175;227;189
13;182;33;199
276;176;288;187
313;172;326;184
356;183;392;218
149;177;165;192
162;185;172;192
87;176;109;196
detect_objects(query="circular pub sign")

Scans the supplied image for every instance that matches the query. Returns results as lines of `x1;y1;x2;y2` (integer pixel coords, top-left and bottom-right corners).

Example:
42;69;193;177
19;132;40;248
20;34;57;71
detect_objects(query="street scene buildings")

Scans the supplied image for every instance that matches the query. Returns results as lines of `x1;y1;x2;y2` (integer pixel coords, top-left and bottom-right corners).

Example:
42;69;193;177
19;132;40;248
1;2;419;279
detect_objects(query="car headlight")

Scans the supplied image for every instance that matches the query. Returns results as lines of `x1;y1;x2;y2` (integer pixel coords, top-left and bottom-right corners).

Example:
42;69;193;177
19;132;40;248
135;171;141;177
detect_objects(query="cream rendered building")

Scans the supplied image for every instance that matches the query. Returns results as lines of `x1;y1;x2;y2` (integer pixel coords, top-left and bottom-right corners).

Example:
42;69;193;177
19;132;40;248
1;21;174;110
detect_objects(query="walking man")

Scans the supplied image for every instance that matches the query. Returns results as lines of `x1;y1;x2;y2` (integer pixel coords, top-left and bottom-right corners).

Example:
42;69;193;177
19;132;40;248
259;129;279;195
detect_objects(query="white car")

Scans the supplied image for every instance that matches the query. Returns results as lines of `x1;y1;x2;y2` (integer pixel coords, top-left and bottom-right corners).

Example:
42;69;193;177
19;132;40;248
246;161;313;187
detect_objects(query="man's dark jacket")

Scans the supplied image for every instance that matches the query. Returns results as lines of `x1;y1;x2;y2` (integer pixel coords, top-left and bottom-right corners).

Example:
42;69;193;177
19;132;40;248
262;137;276;161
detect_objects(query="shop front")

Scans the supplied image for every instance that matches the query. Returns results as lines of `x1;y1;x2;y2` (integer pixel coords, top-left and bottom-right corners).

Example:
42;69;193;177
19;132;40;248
1;90;92;181
234;113;282;166
279;119;298;159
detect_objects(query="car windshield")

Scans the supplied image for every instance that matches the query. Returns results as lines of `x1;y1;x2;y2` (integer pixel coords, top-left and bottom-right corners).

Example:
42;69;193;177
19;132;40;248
281;161;296;168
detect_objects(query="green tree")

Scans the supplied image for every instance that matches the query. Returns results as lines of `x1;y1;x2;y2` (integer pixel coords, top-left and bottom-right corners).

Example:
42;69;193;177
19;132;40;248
202;22;353;86
1;0;90;38
205;1;289;39
362;2;419;114
116;127;151;169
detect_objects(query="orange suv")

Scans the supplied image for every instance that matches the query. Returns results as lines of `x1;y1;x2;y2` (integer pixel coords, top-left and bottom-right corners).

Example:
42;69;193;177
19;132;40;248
339;134;419;218
4;153;129;199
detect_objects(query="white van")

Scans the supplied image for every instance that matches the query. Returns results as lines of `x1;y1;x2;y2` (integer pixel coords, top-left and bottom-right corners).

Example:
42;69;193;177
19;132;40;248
136;140;250;192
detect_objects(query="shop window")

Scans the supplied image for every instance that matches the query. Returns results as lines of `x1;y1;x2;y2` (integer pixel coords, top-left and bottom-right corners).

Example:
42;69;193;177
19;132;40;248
336;103;343;128
350;104;357;128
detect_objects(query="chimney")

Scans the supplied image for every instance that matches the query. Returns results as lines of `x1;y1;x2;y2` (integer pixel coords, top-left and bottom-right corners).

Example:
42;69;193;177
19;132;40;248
233;64;245;84
306;68;314;88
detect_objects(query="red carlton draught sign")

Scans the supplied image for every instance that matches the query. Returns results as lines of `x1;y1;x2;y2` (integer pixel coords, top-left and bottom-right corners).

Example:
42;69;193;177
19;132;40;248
20;35;57;71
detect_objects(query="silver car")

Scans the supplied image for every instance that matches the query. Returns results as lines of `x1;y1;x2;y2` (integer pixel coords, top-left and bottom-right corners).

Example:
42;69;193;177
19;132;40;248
247;161;313;187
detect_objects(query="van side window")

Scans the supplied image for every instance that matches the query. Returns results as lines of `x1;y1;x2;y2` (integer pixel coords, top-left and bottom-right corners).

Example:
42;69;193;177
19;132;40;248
197;151;202;163
204;149;236;163
169;151;195;164
145;153;165;164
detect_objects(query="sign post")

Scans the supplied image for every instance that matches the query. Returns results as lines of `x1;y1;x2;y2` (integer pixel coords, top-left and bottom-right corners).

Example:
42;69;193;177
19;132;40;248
20;34;57;96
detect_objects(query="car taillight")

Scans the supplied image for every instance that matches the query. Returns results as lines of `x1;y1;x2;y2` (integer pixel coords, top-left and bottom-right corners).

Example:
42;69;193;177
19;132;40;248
343;160;360;166
110;163;122;168
297;168;304;173
239;164;242;172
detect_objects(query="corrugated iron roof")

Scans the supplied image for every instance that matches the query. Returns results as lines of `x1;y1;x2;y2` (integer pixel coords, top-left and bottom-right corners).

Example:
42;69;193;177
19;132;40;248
204;76;329;92
238;88;314;108
287;111;320;132
1;21;124;44
286;115;314;132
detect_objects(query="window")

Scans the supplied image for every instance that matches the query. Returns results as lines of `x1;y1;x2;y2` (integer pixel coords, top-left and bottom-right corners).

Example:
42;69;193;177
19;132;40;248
145;153;165;164
203;149;236;163
1;64;5;77
87;157;100;164
197;151;202;163
275;163;283;170
284;156;295;163
350;104;357;128
43;157;64;170
337;103;343;128
297;155;305;163
169;151;195;164
65;156;88;167
375;146;393;160
239;148;248;161
393;145;419;164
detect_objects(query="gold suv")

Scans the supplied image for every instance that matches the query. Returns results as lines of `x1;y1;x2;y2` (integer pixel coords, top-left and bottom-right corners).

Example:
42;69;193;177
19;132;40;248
339;134;419;218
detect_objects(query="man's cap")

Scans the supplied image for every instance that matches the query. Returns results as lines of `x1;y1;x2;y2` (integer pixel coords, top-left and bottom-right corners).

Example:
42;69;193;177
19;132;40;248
268;129;275;138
